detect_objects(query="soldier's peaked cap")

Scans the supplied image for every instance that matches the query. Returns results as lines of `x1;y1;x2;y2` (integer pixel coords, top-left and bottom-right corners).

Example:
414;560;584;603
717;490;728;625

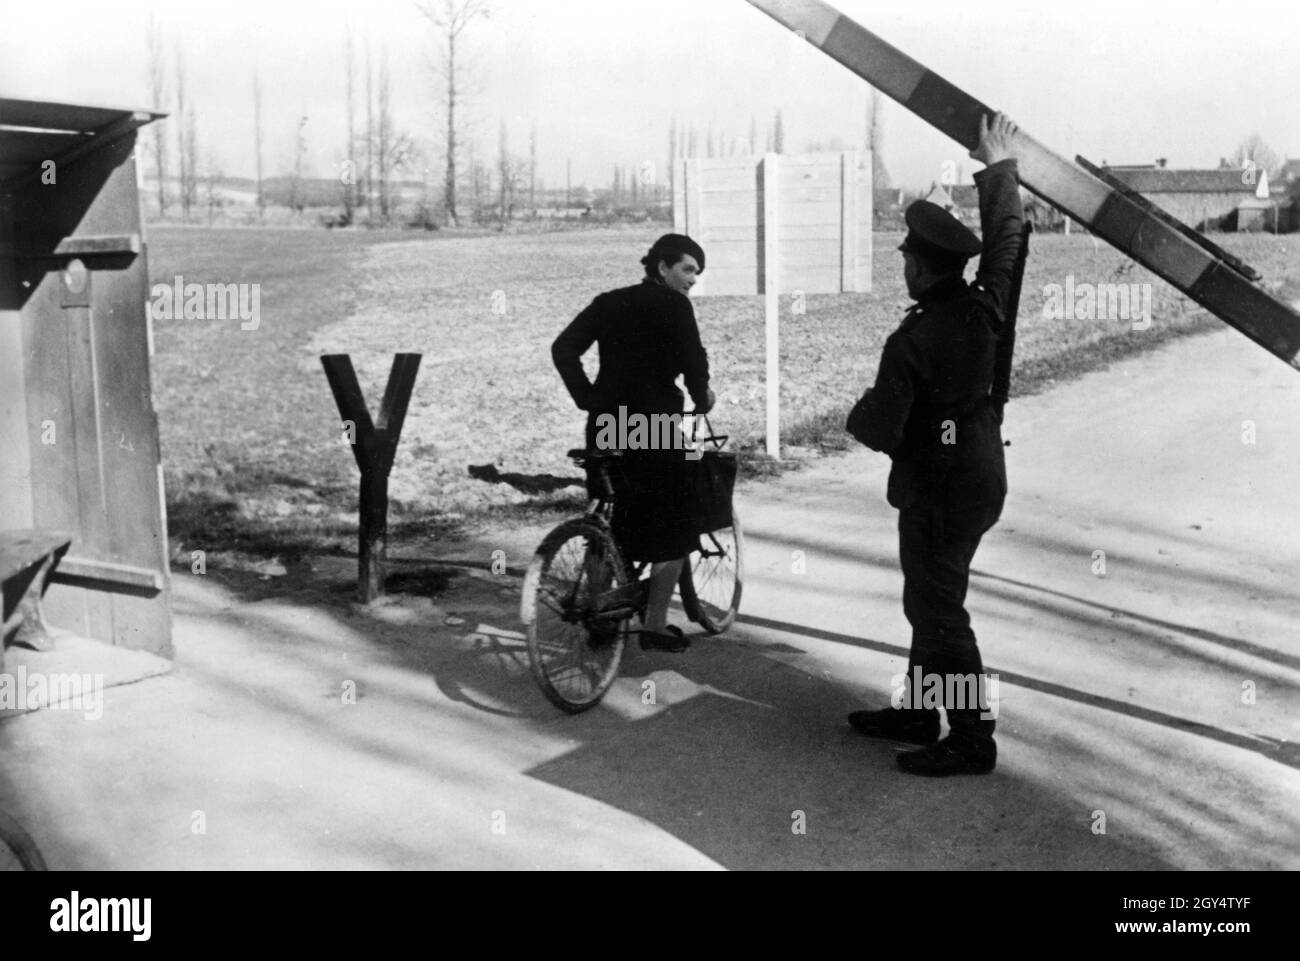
899;201;982;261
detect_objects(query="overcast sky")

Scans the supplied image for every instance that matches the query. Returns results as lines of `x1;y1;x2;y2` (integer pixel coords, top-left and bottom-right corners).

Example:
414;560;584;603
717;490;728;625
2;0;1296;191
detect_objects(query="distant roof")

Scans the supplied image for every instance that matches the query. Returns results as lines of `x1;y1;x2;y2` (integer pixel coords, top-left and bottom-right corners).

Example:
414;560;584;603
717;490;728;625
924;183;954;207
1104;166;1260;194
0;97;165;183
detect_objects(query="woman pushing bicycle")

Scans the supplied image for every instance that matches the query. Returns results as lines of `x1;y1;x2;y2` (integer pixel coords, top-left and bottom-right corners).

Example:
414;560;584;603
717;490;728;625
551;233;715;652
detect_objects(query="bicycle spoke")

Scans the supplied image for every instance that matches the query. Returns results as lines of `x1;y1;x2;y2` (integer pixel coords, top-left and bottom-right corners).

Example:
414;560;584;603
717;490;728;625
682;520;741;634
524;520;629;712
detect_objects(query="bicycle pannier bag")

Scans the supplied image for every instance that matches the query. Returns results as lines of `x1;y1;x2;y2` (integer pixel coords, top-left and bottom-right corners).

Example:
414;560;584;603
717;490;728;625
689;449;737;534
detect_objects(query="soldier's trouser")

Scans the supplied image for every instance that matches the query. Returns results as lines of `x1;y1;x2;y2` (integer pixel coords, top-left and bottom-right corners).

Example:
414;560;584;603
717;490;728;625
898;501;1001;747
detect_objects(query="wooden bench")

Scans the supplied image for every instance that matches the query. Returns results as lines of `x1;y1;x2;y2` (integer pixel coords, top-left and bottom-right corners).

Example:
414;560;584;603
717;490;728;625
1;530;73;670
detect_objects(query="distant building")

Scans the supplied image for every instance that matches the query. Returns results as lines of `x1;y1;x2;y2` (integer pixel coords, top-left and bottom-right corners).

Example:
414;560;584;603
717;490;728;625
874;187;905;228
531;206;592;220
1267;159;1300;232
919;182;979;227
923;182;954;211
1105;160;1269;230
1235;197;1283;232
1274;158;1300;191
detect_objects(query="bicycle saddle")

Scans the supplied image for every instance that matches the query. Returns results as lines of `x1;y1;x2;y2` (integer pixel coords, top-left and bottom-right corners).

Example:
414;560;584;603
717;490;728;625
567;448;624;466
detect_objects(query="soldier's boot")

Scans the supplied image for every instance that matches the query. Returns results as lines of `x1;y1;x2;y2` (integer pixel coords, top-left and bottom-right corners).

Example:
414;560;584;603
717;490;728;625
898;693;996;777
897;733;996;776
847;707;940;746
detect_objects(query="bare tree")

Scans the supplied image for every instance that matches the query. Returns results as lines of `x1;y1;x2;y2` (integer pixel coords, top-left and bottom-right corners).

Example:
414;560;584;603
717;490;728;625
365;39;375;222
467;138;483;221
417;162;437;229
528;123;537;208
181;98;199;218
866;90;891;189
253;67;265;219
344;29;358;222
185;115;200;216
145;14;169;217
668;119;677;195
415;0;491;227
174;43;190;221
373;48;418;224
1234;133;1283;182
290;115;309;216
498;120;510;227
378;48;392;221
202;148;224;226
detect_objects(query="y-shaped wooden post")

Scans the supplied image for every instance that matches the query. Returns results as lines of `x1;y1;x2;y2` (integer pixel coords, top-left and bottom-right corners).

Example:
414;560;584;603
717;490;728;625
320;353;422;603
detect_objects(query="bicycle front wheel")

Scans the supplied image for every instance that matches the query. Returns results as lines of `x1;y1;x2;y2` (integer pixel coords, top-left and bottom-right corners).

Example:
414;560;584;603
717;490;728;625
680;508;744;634
520;519;629;714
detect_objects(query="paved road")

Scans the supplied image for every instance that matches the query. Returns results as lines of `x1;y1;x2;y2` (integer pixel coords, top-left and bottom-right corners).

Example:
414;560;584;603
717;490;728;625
2;326;1296;869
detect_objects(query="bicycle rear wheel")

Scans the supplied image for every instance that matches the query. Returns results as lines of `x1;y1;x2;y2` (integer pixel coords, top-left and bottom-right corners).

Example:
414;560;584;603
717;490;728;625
680;508;744;634
520;519;630;713
0;810;47;871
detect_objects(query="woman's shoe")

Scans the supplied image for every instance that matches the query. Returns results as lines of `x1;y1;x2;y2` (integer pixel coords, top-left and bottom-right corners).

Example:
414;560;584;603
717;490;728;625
638;625;690;653
585;624;621;650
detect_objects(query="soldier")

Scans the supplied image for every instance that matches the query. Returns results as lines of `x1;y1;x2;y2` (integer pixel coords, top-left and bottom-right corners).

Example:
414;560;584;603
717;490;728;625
845;113;1025;776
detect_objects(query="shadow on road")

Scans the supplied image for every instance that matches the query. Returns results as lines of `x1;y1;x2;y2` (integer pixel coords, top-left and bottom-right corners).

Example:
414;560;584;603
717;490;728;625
116;561;1186;868
736;612;1298;771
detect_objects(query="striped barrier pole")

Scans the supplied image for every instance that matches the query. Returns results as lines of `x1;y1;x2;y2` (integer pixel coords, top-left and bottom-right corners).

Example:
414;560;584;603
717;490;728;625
744;0;1300;370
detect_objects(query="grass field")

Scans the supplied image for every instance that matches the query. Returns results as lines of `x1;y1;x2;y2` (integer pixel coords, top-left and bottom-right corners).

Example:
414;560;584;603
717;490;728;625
146;224;1298;559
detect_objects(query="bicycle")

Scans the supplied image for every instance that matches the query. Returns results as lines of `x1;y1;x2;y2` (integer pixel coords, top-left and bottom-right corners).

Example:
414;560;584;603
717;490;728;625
0;808;47;871
519;422;743;714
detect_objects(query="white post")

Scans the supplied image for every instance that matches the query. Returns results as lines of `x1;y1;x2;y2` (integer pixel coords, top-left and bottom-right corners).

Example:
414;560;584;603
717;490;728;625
672;158;687;234
685;158;704;295
840;151;857;292
763;153;781;460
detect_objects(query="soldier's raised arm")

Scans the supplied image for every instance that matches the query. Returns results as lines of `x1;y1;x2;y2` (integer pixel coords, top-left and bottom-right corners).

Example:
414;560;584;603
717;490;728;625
970;113;1026;322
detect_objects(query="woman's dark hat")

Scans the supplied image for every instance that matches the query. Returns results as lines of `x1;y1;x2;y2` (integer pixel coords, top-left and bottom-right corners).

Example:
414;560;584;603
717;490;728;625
644;233;706;273
898;201;981;262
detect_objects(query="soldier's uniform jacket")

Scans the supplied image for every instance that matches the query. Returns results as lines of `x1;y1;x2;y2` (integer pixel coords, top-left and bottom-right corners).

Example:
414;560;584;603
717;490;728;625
848;159;1025;513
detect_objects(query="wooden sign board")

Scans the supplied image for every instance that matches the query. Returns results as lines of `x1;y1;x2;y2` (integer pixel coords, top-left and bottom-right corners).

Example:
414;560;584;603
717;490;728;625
674;151;873;297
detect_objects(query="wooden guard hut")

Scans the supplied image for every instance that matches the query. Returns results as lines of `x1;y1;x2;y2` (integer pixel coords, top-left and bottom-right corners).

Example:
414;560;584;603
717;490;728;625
0;98;173;657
